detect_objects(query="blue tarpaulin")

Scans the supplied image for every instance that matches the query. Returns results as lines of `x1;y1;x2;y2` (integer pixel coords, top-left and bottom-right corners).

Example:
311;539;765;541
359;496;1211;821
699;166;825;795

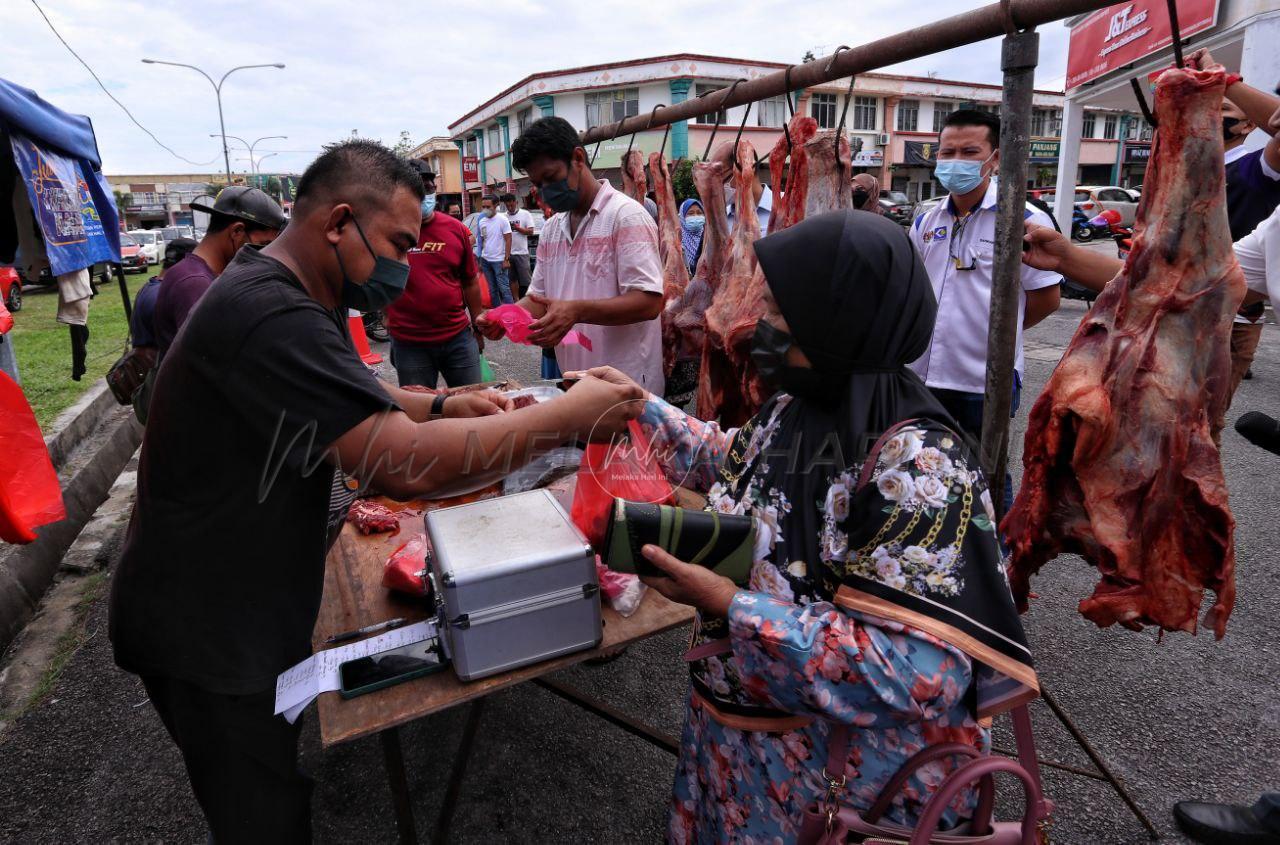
0;77;121;271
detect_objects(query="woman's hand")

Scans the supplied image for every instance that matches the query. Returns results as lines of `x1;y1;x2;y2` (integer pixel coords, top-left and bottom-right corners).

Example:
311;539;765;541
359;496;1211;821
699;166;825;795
640;545;739;618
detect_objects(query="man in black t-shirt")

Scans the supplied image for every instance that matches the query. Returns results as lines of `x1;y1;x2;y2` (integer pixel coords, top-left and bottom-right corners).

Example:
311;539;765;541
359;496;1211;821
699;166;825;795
108;140;641;842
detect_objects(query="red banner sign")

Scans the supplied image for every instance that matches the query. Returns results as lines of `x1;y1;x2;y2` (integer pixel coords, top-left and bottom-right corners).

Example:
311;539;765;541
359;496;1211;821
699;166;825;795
1066;0;1219;90
462;156;479;182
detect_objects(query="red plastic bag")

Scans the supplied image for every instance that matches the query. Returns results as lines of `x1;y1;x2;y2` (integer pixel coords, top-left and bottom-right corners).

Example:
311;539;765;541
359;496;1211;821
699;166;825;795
571;420;674;548
383;534;432;597
0;372;66;543
0;299;12;335
478;275;492;309
485;304;594;350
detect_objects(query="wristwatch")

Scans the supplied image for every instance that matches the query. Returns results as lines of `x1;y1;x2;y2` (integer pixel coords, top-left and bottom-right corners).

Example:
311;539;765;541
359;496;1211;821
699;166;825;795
431;393;448;419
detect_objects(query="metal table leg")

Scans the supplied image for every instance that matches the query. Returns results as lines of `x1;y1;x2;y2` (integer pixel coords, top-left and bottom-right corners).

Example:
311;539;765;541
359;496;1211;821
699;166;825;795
380;726;417;845
533;677;679;755
434;699;486;844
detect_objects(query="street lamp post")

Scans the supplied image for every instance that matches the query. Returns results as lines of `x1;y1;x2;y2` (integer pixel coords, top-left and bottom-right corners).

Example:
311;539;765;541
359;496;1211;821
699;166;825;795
141;59;285;182
219;135;287;186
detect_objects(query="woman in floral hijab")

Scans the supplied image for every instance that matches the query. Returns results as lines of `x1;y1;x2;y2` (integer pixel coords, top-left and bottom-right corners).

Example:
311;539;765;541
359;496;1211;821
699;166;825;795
632;210;1037;842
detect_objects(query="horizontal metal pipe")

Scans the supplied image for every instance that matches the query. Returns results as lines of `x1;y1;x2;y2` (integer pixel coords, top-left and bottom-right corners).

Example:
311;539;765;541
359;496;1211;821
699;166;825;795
579;0;1128;145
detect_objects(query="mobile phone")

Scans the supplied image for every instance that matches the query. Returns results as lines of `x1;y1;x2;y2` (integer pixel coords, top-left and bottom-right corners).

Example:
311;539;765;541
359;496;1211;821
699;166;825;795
338;637;448;699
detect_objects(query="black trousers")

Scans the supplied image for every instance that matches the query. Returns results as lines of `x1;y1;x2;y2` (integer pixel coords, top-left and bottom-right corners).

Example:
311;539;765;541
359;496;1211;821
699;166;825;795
142;675;312;843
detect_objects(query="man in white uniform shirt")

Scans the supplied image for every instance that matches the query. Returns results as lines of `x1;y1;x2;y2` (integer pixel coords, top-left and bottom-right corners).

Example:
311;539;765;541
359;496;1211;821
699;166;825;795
477;117;665;394
476;195;515;305
908;109;1061;507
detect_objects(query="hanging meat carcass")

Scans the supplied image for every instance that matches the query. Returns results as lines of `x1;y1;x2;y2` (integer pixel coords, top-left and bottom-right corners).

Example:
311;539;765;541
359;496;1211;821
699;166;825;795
621;150;648;204
668;157;731;409
802;129;853;218
768;114;819;235
699;140;768;426
1003;66;1244;639
649;151;692;381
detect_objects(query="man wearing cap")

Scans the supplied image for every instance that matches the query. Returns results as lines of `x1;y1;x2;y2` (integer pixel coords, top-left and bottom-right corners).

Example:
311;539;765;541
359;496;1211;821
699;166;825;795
384;162;488;387
153;186;285;354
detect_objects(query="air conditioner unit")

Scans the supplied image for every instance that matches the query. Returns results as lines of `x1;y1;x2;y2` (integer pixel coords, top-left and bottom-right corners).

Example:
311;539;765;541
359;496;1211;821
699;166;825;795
877;133;891;146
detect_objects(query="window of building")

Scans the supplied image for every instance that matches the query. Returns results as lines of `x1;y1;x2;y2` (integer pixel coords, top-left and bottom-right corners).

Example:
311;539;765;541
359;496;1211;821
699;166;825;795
517;107;533;135
1138;121;1153;141
896;99;919;132
695;83;729;124
756;95;787;127
465;138;477;158
932;101;955;133
1082;112;1097;138
853;96;877;131
1103;114;1118;140
1031;108;1049;136
1049;109;1062;137
585;87;640;129
487;125;502;153
810;93;838;129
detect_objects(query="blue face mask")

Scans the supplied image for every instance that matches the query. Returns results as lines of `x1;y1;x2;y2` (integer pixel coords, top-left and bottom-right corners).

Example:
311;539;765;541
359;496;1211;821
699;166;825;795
934;152;995;196
334;214;409;312
539;168;581;213
421;193;437;216
684;215;705;233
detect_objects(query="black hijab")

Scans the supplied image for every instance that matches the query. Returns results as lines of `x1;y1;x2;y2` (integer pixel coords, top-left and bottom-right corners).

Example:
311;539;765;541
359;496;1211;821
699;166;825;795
701;210;1036;720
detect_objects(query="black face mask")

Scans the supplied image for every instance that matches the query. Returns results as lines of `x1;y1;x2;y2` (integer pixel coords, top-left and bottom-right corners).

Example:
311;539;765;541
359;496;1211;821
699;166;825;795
1223;116;1243;142
852;188;870;209
749;320;838;404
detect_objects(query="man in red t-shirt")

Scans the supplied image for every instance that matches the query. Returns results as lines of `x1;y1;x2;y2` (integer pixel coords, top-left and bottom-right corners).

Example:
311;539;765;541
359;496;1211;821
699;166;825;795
385;163;487;387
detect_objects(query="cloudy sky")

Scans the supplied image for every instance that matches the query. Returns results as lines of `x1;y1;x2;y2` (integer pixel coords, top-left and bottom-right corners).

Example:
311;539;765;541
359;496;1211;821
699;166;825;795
2;0;1074;176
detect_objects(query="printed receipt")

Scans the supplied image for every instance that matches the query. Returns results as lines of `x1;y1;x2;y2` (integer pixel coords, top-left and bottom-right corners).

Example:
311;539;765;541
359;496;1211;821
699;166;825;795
274;620;437;722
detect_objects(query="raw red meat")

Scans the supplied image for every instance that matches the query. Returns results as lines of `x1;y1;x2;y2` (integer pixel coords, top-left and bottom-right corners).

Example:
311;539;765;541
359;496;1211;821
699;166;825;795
1003;66;1244;639
621;150;647;203
700;139;768;426
802;129;852;218
667;157;730;380
768;114;819;235
347;498;400;535
510;394;538;410
650;150;691;376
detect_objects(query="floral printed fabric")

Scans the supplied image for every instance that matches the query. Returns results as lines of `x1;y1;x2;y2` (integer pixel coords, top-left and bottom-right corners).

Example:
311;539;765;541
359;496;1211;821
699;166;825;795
640;397;992;843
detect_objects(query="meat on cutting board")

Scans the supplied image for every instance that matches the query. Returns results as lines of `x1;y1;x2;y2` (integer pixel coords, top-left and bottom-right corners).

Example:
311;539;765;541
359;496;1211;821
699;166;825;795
621;150;648;204
347;498;400;535
700;139;768;426
768;114;819;235
1003;66;1244;639
650;151;692;376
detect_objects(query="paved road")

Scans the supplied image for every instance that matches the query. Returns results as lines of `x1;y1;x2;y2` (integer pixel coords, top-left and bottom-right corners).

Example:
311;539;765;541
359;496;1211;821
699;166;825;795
1;304;1277;844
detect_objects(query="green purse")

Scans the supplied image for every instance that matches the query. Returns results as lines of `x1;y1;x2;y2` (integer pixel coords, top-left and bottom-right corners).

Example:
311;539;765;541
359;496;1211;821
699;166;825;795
602;498;756;586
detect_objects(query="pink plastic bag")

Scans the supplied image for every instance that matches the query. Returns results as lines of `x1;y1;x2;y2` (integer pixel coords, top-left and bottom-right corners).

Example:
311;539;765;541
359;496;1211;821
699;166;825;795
0;372;66;543
383;535;432;597
596;558;646;617
486;304;593;350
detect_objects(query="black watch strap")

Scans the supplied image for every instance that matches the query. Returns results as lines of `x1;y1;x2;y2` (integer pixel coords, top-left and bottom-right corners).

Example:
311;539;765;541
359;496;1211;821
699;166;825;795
431;393;448;418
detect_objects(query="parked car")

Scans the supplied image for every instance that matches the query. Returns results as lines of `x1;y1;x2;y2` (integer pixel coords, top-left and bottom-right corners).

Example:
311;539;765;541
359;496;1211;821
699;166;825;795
128;229;163;264
118;233;149;273
910;196;943;223
1073;185;1139;226
879;195;913;226
1;266;22;312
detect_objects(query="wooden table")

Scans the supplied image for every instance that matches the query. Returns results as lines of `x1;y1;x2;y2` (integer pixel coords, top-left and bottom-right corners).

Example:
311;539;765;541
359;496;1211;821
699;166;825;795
312;482;698;842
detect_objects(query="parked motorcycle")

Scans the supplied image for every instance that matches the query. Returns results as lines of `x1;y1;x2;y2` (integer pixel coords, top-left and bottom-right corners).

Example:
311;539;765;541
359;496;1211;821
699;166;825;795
1071;208;1110;242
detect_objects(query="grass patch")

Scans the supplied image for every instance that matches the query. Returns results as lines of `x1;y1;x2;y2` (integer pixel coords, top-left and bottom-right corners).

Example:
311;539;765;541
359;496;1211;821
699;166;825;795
12;571;109;721
8;269;156;429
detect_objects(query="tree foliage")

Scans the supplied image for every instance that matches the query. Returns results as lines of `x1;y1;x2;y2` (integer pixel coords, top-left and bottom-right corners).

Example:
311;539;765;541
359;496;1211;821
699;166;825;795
392;130;415;157
671;157;700;205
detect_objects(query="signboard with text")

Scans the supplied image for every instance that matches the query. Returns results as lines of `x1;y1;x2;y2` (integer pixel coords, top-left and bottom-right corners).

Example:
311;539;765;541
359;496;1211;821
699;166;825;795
462;156;479;182
852;150;885;167
1124;142;1152;163
1029;140;1061;163
1066;0;1219;90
